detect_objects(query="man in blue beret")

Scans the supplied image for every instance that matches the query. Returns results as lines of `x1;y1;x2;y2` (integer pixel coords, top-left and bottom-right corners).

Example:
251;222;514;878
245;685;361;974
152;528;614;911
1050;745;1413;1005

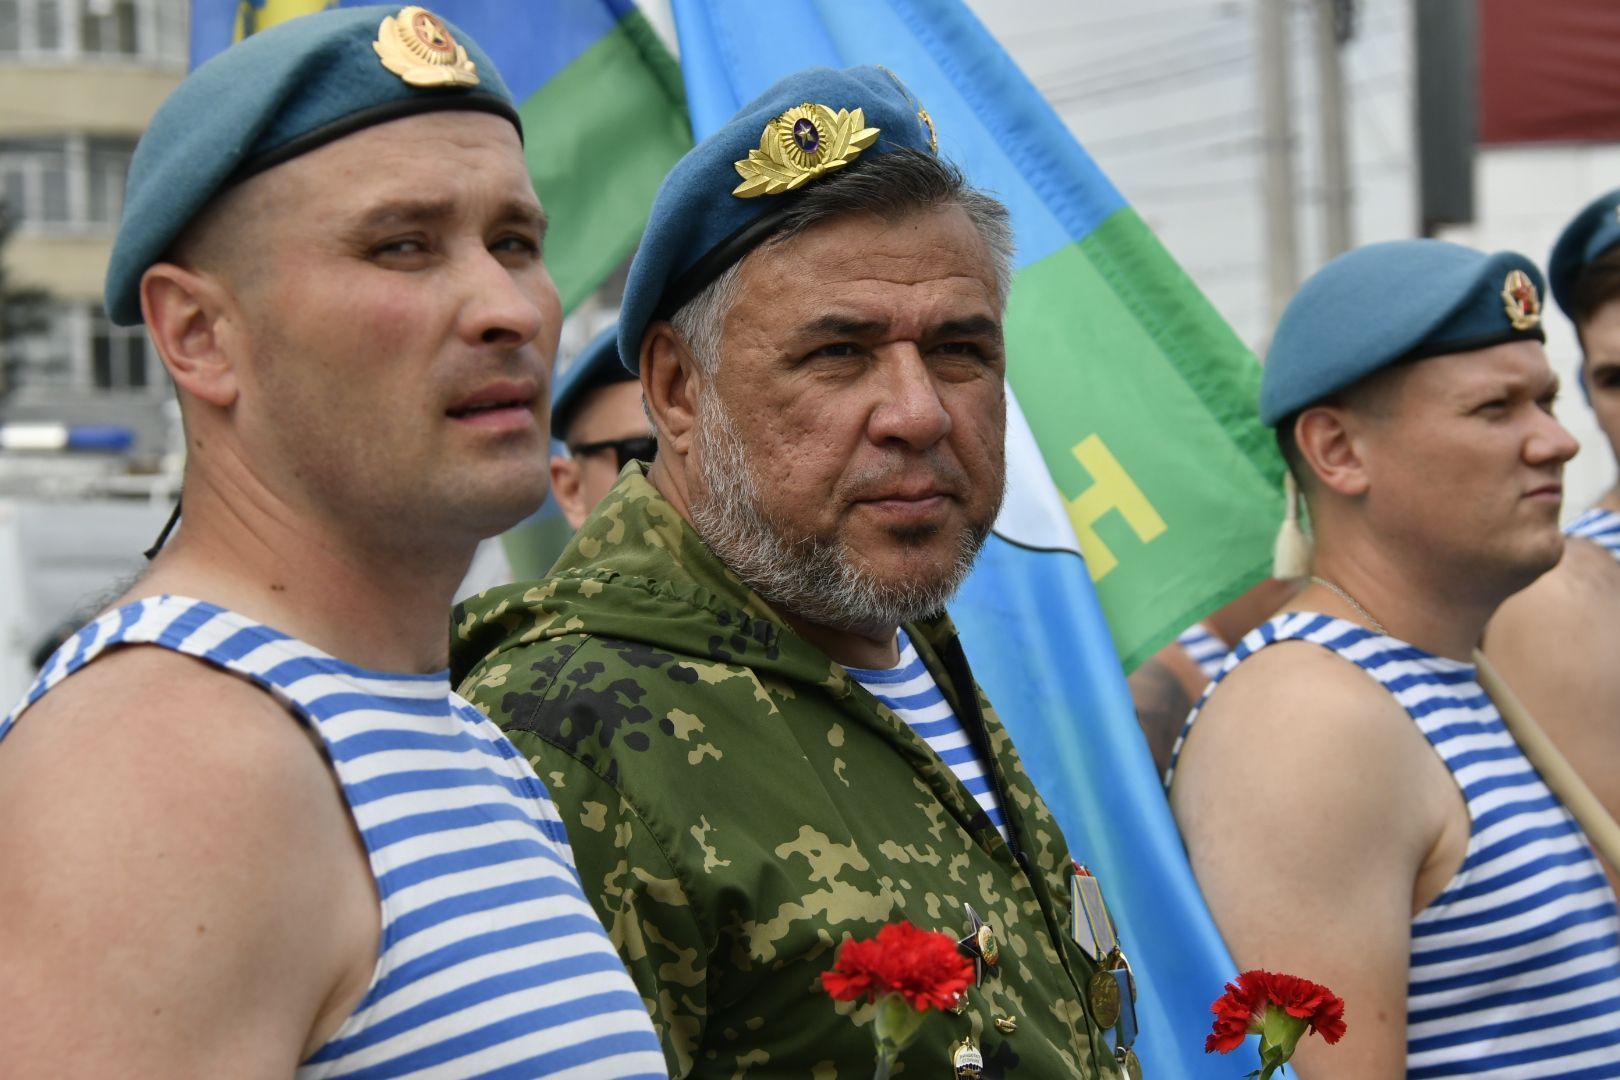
453;66;1133;1077
1484;189;1620;898
0;7;666;1076
1168;239;1620;1076
550;324;654;529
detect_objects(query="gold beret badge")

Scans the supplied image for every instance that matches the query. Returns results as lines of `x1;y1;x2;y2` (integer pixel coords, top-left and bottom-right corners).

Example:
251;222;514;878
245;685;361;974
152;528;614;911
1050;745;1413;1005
374;6;479;88
732;102;880;199
1501;269;1541;331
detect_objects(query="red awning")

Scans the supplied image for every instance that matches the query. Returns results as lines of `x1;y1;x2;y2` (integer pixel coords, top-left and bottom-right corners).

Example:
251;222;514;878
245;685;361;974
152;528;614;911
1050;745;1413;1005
1480;0;1620;145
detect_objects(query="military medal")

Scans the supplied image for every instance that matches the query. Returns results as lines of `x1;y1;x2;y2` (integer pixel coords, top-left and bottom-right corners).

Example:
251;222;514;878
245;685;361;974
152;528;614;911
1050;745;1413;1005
1118;1046;1144;1080
956;903;1000;986
1069;863;1118;961
1087;967;1121;1030
950;1036;984;1079
1069;864;1142;1066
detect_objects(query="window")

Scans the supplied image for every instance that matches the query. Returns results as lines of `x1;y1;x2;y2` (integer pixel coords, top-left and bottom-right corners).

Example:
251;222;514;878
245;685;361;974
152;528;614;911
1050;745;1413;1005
90;307;154;391
0;135;136;231
0;0;184;63
6;301;164;395
80;0;137;57
7;302;77;389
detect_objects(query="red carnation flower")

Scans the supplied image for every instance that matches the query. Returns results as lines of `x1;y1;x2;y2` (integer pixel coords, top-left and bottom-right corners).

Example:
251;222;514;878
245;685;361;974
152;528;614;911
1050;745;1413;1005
821;919;973;1012
1206;970;1346;1079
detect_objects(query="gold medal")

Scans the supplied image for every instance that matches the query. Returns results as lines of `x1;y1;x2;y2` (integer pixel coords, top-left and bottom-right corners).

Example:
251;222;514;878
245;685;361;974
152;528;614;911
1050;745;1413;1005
951;1037;985;1079
1119;1047;1144;1080
1088;967;1121;1030
976;923;999;968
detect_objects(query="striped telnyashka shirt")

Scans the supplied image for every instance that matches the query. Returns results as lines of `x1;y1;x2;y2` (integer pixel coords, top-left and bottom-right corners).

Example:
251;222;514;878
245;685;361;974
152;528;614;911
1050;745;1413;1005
3;596;668;1080
846;628;1010;842
1167;613;1620;1078
1175;622;1229;682
1566;507;1620;561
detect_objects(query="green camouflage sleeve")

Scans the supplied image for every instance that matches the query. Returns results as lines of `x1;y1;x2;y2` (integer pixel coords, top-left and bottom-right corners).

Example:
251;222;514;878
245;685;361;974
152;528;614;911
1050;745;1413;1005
506;727;708;1078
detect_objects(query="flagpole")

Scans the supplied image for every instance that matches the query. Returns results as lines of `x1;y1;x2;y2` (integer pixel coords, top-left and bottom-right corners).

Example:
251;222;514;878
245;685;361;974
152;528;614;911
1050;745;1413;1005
1475;650;1620;876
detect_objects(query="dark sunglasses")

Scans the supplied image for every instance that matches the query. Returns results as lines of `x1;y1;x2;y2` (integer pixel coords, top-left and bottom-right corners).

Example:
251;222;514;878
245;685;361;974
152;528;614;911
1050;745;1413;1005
569;434;658;471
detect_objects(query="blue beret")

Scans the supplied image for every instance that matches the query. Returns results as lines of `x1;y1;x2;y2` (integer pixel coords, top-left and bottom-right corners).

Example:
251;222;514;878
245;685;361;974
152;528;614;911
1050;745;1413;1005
1549;187;1620;322
1260;239;1547;427
106;5;518;326
552;324;635;437
618;65;939;373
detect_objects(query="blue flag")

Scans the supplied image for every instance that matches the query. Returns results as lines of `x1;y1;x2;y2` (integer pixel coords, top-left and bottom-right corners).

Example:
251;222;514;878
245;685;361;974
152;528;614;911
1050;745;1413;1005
671;2;1259;1074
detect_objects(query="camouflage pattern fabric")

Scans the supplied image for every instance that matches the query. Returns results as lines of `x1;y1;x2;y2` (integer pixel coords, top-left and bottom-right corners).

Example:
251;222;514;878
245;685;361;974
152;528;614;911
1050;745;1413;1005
452;464;1124;1078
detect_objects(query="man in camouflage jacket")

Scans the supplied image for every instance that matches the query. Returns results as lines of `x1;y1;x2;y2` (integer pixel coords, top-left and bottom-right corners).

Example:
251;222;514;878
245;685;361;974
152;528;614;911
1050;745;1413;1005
455;465;1123;1077
454;65;1133;1077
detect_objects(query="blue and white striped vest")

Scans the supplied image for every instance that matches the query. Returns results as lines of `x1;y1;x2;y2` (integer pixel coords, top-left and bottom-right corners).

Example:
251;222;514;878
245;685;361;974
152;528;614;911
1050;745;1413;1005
1175;622;1228;683
1566;507;1620;562
1169;612;1620;1078
846;628;1010;842
3;595;668;1079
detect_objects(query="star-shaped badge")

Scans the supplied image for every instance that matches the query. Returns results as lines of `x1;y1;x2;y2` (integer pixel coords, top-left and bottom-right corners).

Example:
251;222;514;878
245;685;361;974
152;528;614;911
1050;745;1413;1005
956;903;1001;986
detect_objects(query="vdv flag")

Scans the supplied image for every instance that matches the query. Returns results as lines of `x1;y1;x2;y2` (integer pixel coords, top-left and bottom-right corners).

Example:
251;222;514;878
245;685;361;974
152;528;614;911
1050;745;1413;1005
189;0;692;313
672;2;1281;1075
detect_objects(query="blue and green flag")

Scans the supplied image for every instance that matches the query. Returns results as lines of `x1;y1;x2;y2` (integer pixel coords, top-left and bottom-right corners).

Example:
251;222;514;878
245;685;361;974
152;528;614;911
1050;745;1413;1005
673;1;1286;1074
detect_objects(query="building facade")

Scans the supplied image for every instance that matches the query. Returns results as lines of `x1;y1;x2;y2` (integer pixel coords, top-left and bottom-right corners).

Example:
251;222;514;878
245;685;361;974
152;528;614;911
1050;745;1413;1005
1;0;186;456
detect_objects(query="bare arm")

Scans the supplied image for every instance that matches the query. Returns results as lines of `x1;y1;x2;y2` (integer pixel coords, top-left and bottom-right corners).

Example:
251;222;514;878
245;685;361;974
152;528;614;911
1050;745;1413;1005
1170;643;1463;1077
1486;538;1620;894
0;647;378;1077
1129;641;1206;775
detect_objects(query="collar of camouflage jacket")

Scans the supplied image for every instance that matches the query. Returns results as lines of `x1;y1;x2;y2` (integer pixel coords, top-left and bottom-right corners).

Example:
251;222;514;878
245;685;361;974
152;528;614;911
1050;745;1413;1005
448;462;966;698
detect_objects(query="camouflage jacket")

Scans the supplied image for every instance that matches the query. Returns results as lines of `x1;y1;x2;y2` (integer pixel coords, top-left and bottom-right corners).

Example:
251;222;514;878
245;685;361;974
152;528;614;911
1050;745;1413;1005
452;466;1123;1078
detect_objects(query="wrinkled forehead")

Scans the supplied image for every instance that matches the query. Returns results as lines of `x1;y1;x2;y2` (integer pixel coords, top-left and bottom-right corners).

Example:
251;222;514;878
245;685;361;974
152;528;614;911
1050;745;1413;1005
729;207;1002;318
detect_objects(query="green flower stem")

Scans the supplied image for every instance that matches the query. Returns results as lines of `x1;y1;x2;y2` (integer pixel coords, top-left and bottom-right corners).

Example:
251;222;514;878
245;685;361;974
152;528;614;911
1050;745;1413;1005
870;993;926;1080
1256;1003;1309;1080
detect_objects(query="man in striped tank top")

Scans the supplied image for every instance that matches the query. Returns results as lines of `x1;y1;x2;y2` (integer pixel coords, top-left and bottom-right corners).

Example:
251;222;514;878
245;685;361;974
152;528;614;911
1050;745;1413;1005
0;9;665;1077
456;67;1130;1077
1485;190;1620;893
1168;239;1620;1077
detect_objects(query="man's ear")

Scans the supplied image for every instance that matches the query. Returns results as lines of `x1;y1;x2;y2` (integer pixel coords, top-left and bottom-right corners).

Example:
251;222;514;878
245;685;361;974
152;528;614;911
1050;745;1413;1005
640;321;701;457
140;262;239;409
550;454;589;530
1294;405;1370;498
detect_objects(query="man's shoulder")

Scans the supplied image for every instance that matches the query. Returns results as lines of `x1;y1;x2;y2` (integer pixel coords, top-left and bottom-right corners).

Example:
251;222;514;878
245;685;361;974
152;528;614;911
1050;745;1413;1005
8;643;339;832
1204;631;1403;720
462;628;776;779
18;641;299;747
1177;631;1426;797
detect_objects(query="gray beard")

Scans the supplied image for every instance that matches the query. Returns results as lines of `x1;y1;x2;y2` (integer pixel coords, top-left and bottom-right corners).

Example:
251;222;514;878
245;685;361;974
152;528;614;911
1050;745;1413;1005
687;391;995;636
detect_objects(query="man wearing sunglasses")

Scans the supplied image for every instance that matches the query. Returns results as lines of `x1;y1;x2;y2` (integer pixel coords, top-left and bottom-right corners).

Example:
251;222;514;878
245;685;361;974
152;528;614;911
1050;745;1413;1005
550;324;656;528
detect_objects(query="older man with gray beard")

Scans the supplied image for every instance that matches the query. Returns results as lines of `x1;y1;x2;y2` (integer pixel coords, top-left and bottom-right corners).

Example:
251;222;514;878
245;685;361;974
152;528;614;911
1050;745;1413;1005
451;66;1136;1080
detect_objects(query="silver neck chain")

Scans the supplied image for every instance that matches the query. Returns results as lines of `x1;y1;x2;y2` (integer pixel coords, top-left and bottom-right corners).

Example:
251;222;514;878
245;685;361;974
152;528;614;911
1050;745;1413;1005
1309;575;1388;635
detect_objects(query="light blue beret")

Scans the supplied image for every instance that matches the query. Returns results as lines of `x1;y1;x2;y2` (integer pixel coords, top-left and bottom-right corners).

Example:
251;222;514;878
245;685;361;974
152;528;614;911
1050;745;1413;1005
617;65;939;373
1260;239;1547;427
551;324;633;437
1549;187;1620;322
106;5;518;326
